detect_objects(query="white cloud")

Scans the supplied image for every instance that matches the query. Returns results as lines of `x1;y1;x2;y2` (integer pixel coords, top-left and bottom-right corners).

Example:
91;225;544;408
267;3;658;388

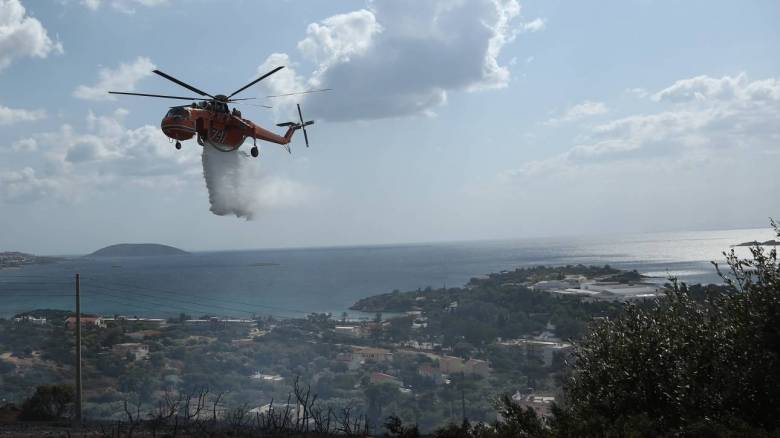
11;138;37;151
509;73;780;178
0;104;45;125
652;73;780;103
81;0;167;14
0;109;198;202
0;167;64;203
546;100;608;125
257;0;523;122
0;0;63;71
1;109;314;211
73;57;156;101
626;87;649;98
520;17;546;33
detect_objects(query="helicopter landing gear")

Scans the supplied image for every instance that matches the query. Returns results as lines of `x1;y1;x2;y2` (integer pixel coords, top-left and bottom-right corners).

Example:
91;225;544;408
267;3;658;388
175;141;181;150
250;146;259;158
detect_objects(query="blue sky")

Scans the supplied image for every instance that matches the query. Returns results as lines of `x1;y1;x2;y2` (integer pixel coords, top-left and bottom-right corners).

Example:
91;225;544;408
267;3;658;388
0;0;778;254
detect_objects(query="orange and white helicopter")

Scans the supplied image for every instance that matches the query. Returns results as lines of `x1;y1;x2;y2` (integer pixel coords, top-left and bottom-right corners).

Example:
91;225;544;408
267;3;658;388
109;67;327;157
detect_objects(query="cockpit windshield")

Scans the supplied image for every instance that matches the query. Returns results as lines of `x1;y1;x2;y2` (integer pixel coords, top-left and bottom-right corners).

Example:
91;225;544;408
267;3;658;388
166;107;188;118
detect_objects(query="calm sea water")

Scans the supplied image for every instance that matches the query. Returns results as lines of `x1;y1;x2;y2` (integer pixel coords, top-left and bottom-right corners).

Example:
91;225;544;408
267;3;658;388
0;228;774;319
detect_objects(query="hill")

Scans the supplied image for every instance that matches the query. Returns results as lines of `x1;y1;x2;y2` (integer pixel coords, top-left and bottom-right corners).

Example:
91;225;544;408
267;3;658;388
734;239;780;247
87;243;189;257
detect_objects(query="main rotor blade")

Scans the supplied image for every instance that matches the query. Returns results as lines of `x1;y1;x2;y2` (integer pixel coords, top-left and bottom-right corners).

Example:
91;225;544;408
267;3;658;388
152;69;214;98
227;97;257;101
228;66;285;99
109;91;201;101
267;88;332;98
232;102;273;109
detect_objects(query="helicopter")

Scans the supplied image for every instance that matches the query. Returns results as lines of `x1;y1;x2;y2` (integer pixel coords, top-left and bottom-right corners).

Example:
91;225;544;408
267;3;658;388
109;66;326;157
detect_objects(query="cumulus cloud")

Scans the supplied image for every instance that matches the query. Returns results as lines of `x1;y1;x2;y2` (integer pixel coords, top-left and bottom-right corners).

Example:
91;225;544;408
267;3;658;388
508;73;780;178
257;0;523;121
73;57;156;101
81;0;167;14
0;167;63;203
0;0;63;71
0;104;45;125
1;109;314;214
546;100;608;125
0;109;199;202
520;17;546;33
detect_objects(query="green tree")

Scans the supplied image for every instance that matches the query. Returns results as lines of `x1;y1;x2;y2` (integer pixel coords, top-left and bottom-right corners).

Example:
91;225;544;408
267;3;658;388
19;384;75;421
557;222;780;436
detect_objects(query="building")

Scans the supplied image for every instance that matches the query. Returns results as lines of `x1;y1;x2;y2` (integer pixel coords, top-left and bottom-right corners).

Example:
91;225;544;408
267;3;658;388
499;338;573;367
511;392;556;418
352;346;392;363
250;372;284;383
65;315;106;329
531;280;573;291
112;343;149;361
334;326;361;337
185;317;255;327
14;315;46;325
103;316;166;328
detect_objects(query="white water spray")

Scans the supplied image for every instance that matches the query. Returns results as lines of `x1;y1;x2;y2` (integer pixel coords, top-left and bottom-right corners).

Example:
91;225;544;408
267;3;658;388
201;146;309;219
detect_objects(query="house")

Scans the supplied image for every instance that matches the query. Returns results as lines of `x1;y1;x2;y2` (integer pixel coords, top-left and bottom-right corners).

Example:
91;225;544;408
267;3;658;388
112;343;149;361
352;346;392;363
531;280;572;291
511;392;556;418
249;403;307;421
445;301;459;312
103;316;166;328
499;338;573;367
250;372;284;382
14;315;46;325
334;326;361;337
185;317;254;327
65;315;105;329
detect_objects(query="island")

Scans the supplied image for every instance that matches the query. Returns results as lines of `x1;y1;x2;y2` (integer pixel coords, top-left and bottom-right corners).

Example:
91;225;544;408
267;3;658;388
87;243;189;257
734;239;780;247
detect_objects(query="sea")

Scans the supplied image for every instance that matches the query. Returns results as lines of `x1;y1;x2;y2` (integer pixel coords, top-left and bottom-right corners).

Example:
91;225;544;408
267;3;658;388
0;228;775;319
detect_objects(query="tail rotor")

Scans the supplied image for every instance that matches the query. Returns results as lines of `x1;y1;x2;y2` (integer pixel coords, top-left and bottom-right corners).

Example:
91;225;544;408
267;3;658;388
277;104;314;150
297;104;311;148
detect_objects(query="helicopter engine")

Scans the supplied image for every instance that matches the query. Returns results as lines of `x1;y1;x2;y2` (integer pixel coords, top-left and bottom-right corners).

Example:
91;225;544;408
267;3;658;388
161;107;195;141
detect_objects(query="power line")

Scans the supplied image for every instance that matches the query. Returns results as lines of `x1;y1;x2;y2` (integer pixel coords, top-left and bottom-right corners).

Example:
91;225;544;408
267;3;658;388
84;282;255;316
83;288;223;317
84;276;310;315
0;294;73;297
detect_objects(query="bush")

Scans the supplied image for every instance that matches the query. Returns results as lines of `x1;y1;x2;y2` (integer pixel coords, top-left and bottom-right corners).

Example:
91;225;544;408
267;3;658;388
558;221;780;435
19;384;75;421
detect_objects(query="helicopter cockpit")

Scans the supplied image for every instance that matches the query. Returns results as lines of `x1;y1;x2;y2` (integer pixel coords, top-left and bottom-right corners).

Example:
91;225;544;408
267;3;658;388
192;100;230;113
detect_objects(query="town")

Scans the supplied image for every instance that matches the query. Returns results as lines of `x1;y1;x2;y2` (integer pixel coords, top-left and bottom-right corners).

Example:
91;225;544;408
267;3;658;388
0;265;662;430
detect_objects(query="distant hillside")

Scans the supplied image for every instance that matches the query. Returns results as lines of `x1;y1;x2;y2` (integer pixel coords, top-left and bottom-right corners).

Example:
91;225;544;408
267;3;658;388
88;243;189;257
734;239;779;247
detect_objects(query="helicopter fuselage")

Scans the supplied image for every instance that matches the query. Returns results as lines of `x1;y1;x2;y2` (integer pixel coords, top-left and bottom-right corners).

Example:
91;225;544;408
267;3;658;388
160;104;295;152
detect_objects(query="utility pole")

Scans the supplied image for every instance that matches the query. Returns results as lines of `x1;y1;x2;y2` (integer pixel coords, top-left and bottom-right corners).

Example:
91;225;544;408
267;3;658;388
461;387;466;425
75;273;83;427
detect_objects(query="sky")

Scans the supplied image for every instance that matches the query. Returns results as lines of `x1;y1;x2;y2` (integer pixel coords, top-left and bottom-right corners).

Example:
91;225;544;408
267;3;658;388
0;0;778;254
